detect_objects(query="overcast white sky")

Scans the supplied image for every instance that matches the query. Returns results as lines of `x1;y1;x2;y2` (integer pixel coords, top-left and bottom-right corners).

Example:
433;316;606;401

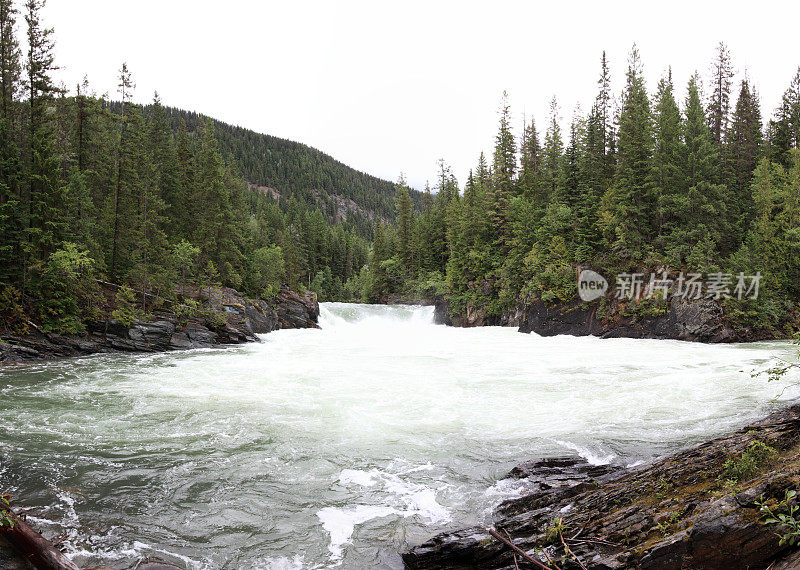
38;0;800;190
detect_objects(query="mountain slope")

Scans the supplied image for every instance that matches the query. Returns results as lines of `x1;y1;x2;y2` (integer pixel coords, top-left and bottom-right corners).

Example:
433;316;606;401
159;106;426;225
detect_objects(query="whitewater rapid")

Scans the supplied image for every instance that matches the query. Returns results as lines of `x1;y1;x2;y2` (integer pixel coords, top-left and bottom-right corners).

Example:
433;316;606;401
0;302;798;568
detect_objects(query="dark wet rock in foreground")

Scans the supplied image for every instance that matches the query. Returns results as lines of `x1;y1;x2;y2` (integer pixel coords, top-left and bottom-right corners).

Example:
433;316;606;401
404;403;800;569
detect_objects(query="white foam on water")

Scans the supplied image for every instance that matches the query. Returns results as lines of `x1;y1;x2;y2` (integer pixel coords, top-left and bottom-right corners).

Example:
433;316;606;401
3;302;800;568
338;468;379;487
554;440;616;466
321;465;452;560
252;555;308;570
317;505;398;559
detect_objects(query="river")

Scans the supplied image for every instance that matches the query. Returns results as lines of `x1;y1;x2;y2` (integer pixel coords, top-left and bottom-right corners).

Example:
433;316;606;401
0;303;798;568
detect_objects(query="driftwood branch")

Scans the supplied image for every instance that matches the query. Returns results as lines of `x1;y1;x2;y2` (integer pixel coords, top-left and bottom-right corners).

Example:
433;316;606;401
504;529;520;570
487;528;556;570
565;536;622;548
1;502;79;570
560;531;588;570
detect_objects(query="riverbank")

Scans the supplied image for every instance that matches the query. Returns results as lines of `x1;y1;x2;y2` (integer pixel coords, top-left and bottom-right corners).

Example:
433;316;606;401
404;401;800;569
434;294;797;342
0;285;319;365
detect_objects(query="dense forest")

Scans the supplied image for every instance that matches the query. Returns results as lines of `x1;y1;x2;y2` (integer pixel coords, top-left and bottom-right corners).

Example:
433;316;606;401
357;46;800;335
1;0;799;337
155;106;425;233
0;0;419;333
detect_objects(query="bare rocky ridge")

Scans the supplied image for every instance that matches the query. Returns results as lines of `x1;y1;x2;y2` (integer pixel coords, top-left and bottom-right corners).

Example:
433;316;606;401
404;403;800;569
0;285;319;364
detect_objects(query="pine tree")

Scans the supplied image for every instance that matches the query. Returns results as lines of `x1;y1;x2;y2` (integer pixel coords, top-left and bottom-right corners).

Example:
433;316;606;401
0;0;19;121
0;0;22;283
595;51;615;182
147;93;180;239
125;112;164;300
518;116;542;203
175;118;195;238
394;179;413;273
768;68;800;167
707;42;734;146
193;122;244;285
726;79;763;242
491;91;516;249
560;108;585;210
682;74;728;259
24;0;62;272
652;69;684;256
542;96;564;202
110;62;134;280
610;45;656;256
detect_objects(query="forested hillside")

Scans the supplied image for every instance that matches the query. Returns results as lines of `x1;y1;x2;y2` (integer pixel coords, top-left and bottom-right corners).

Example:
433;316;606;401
357;46;800;337
1;0;798;340
0;0;416;333
156;106;425;231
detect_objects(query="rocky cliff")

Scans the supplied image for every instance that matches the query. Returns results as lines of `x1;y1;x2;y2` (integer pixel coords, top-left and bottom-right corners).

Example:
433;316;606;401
517;296;745;342
433;297;521;328
0;285;319;364
404;403;800;569
434;294;773;342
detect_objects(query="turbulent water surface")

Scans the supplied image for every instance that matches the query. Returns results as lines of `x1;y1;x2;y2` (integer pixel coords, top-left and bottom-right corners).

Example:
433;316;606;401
1;303;799;569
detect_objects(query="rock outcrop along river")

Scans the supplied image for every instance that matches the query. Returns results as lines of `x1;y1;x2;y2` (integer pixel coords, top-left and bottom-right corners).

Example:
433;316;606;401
434;295;787;342
405;403;800;569
0;285;319;364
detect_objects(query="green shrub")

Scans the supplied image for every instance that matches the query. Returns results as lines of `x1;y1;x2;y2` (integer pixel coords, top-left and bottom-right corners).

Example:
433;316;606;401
174;298;200;328
0;495;14;529
111;286;142;326
250;245;285;299
39;243;99;334
722;440;778;482
758;489;800;546
171;240;201;284
520;237;575;304
633;297;669;319
200;305;228;329
0;285;28;334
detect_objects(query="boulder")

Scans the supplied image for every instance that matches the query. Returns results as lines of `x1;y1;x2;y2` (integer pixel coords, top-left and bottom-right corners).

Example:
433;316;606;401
274;287;320;329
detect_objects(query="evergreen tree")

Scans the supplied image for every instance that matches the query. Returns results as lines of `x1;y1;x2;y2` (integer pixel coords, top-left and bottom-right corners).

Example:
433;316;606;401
109;62;134;280
682;74;728;259
0;0;22;283
726;79;763;242
24;0;62;273
707;42;734;145
147;93;180;240
596;51;615;182
768;68;800;167
542;96;564;202
518;116;542;203
652;69;684;256
394;179;414;272
491;91;516;248
609;45;656;256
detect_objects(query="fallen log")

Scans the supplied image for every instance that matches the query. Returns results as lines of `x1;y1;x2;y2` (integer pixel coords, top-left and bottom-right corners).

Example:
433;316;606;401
1;499;79;570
